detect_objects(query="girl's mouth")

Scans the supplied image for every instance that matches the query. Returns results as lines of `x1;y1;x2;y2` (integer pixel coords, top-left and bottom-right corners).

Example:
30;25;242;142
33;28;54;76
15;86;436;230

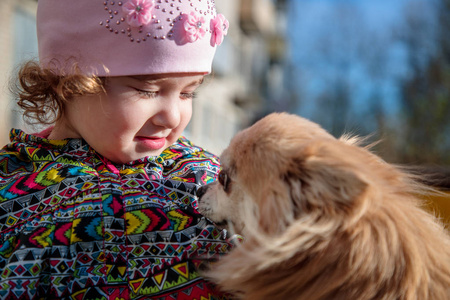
135;136;166;150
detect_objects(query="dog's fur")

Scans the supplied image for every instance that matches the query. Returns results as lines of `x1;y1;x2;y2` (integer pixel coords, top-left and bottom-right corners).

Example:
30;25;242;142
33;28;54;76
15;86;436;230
197;113;450;300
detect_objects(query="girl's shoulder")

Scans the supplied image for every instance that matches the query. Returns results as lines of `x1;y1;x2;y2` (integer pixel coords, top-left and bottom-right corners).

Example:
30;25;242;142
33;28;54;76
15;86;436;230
0;129;93;177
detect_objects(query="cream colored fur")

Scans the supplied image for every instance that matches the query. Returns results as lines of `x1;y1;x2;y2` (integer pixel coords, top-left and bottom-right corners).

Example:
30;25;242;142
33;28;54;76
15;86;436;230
198;113;450;300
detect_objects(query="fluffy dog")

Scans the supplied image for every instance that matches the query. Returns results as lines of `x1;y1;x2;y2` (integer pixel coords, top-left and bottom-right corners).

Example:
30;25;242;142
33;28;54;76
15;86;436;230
197;113;450;300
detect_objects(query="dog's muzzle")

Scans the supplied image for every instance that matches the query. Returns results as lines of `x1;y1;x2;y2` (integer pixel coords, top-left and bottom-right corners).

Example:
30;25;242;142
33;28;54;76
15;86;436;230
196;184;211;200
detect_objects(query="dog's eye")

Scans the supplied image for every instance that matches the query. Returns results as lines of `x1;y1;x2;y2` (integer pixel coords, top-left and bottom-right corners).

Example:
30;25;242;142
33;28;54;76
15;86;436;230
218;171;228;187
218;171;230;191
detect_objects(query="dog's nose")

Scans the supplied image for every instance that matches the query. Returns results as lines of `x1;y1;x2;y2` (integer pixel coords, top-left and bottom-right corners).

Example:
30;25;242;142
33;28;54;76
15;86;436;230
196;185;210;199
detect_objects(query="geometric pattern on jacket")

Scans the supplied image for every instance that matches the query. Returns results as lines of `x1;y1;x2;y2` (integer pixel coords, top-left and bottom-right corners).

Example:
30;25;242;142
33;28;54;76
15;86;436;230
0;129;231;299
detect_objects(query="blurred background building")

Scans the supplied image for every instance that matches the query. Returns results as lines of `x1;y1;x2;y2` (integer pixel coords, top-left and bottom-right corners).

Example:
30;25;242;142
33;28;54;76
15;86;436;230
0;0;449;225
185;0;289;154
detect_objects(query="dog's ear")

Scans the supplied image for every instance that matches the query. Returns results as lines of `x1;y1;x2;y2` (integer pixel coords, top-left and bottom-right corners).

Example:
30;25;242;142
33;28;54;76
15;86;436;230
257;184;295;235
288;142;369;217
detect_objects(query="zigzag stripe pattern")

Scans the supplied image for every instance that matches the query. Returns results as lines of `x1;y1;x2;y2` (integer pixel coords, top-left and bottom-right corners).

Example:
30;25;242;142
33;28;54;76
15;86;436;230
0;129;230;299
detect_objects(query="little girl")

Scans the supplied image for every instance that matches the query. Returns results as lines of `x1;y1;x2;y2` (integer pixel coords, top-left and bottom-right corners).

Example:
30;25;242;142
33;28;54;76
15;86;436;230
0;0;232;299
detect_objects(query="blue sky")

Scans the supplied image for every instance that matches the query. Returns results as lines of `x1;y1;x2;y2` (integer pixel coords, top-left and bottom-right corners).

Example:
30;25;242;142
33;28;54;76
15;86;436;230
286;0;438;133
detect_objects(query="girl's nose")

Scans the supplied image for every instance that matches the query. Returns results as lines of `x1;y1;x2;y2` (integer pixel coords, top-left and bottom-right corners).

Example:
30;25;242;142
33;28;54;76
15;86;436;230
152;98;181;129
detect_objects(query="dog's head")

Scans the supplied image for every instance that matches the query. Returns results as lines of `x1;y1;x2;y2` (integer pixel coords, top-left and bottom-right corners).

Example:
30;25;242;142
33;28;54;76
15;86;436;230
197;113;406;237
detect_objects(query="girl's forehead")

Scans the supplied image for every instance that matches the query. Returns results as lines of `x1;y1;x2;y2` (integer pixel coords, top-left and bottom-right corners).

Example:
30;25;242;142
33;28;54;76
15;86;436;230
129;73;205;84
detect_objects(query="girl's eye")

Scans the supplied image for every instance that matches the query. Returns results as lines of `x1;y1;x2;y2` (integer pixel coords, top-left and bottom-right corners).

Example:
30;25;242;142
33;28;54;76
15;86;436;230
180;92;197;100
136;89;157;98
136;89;196;100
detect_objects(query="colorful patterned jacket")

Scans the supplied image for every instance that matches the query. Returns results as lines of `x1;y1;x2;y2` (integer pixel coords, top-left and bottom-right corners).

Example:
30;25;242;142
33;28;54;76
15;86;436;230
0;129;230;299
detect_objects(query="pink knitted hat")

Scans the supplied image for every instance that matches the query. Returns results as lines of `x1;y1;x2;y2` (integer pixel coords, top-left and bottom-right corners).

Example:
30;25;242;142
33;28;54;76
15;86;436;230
37;0;229;76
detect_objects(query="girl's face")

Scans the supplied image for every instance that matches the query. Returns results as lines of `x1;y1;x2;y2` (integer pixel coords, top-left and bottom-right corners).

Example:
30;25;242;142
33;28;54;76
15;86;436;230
52;73;204;163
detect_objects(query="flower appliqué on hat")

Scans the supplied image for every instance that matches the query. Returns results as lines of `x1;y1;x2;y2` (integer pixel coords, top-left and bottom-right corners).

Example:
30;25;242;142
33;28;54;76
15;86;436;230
211;14;229;46
183;11;206;43
123;0;154;27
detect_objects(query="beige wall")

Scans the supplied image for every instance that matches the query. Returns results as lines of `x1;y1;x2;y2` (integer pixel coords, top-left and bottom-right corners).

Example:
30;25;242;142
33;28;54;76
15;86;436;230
0;0;38;146
0;1;15;146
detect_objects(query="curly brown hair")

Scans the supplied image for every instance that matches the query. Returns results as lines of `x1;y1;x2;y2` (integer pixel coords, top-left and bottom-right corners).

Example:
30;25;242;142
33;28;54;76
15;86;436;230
11;61;106;125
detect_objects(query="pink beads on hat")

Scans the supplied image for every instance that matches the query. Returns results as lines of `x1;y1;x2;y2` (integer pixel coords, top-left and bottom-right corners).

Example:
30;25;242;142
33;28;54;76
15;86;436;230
37;0;229;76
